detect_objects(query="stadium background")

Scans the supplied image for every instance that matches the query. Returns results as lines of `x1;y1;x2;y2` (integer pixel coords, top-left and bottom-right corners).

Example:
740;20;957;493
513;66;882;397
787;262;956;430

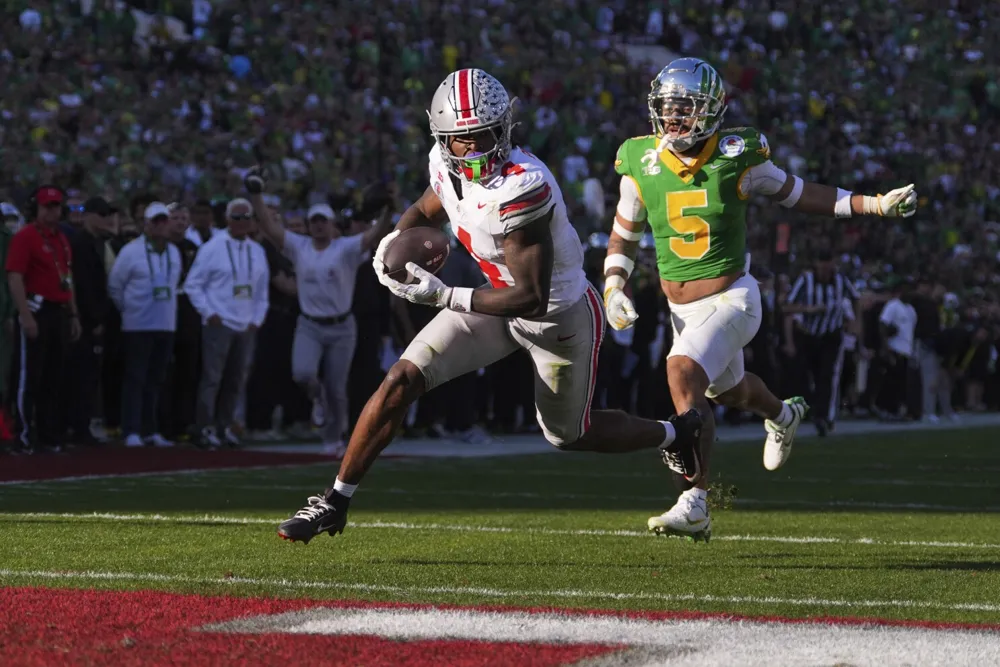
1;0;999;446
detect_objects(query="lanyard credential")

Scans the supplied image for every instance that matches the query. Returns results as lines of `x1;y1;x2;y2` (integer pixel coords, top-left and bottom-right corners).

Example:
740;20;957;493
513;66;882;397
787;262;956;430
144;239;172;284
225;240;252;283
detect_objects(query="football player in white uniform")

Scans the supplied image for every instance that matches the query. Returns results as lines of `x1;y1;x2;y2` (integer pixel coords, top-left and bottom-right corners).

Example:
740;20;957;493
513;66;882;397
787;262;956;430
279;68;703;543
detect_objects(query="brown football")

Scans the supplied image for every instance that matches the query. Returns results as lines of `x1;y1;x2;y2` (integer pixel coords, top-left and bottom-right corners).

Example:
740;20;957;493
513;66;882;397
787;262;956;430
381;227;451;284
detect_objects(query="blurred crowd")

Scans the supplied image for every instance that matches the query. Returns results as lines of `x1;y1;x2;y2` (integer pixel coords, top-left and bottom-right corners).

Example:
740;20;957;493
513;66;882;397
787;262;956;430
1;0;999;451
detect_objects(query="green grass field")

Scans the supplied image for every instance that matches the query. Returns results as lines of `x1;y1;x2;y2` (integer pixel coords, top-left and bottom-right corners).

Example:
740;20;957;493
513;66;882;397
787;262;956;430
2;427;999;625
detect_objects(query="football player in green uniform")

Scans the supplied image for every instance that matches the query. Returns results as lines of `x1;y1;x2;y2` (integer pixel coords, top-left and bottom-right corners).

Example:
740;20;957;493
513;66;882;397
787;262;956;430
605;58;917;541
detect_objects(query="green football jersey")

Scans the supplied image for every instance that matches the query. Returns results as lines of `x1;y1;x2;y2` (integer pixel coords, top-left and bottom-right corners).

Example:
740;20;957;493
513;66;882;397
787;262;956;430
614;127;770;282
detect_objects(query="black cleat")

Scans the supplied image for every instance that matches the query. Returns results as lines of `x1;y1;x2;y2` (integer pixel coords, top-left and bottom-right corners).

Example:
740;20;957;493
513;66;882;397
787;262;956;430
278;490;349;544
658;409;704;483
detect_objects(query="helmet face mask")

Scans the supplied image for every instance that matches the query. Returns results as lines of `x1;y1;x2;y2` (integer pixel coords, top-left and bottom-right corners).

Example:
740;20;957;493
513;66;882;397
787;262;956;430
428;69;514;183
648;58;727;152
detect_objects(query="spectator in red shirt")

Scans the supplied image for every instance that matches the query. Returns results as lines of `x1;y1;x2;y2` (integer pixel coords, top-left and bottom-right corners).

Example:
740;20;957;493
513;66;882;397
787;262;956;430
5;186;82;453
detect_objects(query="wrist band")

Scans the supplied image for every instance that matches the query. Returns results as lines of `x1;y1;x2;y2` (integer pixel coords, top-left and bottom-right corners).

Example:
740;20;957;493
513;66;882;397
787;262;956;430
604;253;635;278
447;287;474;313
862;195;882;216
834;188;853;218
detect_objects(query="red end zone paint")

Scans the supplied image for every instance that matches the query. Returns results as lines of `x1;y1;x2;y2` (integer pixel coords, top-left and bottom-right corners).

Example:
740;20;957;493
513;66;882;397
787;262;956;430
0;588;619;667
0;448;332;483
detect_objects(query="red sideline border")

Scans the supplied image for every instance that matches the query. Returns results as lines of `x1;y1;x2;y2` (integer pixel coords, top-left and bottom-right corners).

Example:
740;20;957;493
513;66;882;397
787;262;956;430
0;447;334;484
0;587;618;667
2;587;998;667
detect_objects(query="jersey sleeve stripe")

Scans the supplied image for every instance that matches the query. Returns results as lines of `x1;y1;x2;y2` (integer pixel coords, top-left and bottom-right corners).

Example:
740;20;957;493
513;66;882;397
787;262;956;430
499;183;552;223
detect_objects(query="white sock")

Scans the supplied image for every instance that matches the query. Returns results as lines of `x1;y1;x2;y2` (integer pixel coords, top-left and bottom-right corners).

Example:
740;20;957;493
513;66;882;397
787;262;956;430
333;478;358;497
687;487;708;501
658;420;676;446
773;402;794;428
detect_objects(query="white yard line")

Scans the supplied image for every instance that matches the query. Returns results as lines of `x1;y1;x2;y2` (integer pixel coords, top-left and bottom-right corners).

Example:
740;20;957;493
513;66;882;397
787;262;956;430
3;511;1000;550
1;567;998;614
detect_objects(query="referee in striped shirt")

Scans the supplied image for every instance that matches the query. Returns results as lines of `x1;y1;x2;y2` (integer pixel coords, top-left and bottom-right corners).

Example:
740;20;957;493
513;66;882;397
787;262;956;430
784;250;859;436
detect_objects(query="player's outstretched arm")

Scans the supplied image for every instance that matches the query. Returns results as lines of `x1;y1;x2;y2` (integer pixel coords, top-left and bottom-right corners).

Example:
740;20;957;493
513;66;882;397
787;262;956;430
761;165;917;219
469;208;555;318
396;185;449;232
603;176;646;331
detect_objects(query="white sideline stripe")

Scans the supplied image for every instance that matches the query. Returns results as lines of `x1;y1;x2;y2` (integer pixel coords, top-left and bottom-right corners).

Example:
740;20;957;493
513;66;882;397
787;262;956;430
205;607;1000;667
1;568;999;614
4;512;1000;550
0;462;329;486
13;478;994;513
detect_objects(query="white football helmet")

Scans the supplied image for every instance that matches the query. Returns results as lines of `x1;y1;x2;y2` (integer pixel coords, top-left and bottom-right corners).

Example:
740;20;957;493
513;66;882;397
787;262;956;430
427;68;514;183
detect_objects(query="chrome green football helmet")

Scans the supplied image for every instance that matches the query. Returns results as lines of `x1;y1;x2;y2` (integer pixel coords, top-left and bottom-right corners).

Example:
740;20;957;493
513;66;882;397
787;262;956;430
648;58;728;152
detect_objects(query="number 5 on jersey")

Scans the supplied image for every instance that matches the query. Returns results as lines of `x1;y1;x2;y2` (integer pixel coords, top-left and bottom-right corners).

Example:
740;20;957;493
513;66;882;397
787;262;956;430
667;189;711;260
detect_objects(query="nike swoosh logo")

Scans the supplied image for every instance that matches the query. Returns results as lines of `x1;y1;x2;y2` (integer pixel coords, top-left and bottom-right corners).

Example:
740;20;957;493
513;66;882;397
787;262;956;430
557;334;576;342
686;517;705;525
477;202;487;209
708;163;724;170
316;517;339;531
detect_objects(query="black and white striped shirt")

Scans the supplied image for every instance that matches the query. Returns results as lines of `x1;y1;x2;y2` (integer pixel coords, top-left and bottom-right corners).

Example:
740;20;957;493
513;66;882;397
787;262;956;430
786;271;859;336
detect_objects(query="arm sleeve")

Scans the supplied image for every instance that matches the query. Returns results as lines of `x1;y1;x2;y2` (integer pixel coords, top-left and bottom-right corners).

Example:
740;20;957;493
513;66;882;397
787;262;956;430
741;160;790;197
182;245;211;318
4;231;29;274
616;175;647;222
106;245;130;312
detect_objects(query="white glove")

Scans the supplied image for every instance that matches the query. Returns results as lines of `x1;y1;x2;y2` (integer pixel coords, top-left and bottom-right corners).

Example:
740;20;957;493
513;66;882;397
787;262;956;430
373;229;401;287
604;286;638;331
877;184;917;218
392;262;452;306
383;262;475;314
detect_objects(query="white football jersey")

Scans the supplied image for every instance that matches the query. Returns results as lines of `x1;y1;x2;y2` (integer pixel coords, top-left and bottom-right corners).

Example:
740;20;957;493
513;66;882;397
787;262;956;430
428;145;587;315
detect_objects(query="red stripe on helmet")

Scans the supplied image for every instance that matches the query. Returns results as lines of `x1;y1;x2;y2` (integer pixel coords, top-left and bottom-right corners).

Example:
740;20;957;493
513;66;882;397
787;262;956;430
457;69;473;119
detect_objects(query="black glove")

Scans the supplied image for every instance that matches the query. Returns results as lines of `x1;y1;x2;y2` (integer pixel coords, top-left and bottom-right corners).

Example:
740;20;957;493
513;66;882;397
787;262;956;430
244;166;266;195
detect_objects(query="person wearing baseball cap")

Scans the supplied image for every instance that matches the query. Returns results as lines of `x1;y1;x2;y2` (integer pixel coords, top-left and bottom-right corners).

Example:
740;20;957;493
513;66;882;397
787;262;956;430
245;168;397;456
107;202;183;448
4;185;82;453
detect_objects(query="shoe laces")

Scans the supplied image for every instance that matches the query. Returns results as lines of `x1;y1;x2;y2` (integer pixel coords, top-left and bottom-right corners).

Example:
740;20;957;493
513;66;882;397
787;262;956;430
293;495;334;521
662;449;685;474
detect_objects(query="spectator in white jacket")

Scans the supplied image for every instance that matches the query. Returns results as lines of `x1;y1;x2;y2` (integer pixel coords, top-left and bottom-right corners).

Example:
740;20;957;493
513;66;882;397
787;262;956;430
107;202;182;448
182;198;269;448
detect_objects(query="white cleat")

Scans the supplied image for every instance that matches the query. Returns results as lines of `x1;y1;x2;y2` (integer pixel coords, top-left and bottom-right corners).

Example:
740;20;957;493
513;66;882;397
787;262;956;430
647;489;711;543
763;396;809;471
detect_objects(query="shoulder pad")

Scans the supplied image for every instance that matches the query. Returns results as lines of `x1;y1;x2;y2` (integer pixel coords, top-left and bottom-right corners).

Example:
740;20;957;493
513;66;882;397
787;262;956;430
615;137;651;176
497;164;553;233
